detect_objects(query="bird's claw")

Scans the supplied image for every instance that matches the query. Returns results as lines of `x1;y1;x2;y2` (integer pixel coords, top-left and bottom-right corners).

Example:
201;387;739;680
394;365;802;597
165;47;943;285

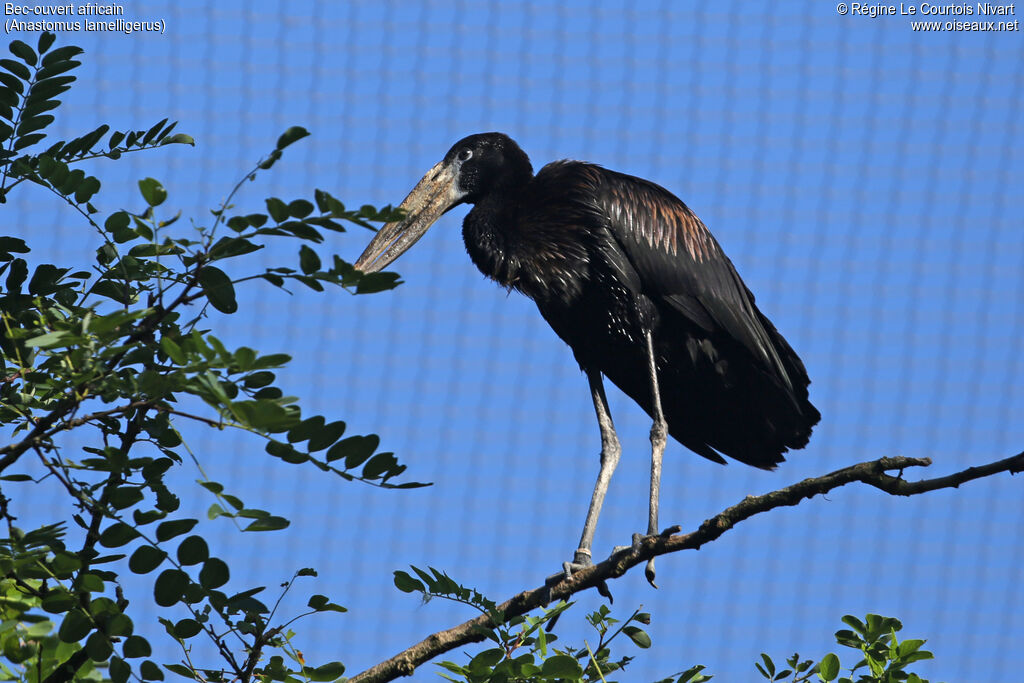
543;550;613;603
611;533;661;588
612;532;646;556
645;558;658;588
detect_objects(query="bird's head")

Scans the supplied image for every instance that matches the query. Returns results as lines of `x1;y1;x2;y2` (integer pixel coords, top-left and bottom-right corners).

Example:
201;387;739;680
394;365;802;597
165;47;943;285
353;132;532;273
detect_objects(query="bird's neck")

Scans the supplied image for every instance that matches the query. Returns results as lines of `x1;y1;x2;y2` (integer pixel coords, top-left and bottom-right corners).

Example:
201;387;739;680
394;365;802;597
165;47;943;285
462;188;524;289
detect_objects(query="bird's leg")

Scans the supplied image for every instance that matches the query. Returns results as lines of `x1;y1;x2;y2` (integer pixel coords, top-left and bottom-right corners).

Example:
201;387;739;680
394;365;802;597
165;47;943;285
643;328;667;588
573;368;622;567
546;369;620;594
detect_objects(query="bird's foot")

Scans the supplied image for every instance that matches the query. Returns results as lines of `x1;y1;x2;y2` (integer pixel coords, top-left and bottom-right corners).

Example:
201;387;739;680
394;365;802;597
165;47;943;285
608;533;658;587
610;527;679;589
543;549;613;603
611;532;647;557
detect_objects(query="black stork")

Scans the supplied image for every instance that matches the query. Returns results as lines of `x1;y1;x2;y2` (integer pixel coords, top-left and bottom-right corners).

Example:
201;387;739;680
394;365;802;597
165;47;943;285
354;133;820;586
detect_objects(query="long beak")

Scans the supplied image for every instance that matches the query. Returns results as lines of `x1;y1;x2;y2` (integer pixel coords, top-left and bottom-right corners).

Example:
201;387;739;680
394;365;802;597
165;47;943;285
354;160;464;273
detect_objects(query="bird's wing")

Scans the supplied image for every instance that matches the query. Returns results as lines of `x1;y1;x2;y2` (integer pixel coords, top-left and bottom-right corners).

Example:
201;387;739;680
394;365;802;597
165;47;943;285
581;164;793;388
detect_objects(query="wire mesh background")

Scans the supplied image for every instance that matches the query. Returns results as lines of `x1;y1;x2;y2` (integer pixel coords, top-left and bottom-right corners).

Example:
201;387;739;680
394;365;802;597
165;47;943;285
6;1;1024;680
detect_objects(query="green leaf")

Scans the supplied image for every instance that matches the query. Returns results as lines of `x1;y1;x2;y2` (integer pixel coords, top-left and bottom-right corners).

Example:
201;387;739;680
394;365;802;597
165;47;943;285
623;625;651;648
37;31;56;54
288;415;325;444
17;114;53;135
0;71;22;94
243;516;289;532
161;336;186;364
676;664;711;683
393;570;425;593
155;518;198;542
818;653;840;681
58;609;91;643
8;40;37;66
834;629;862;649
153;569;189;607
841;615;866;637
123;635;152;658
266;197;289;223
898;639;926;657
289;199;314;218
176;535;209;565
198;265;238;314
109;486;145;510
0;57;31;80
41;590;76;614
252;352;291;369
27;262;68;296
469;648;504;673
128;546;167;574
303;661;345;682
161;133;194;147
164;664;196;679
138;177;167;206
258;149;281;170
306;595;347;613
140;661;165;680
99;522;140;548
14;131;45;150
210;236;262;260
198;557;229;589
173;619;202;639
104;210;130;234
110;656;131;683
362;452;398;479
6;257;27;291
103;611;133;637
355;271;401;294
85;631;113;661
37;58;80;81
276;126;310;150
265;440;307;464
74;175;101;203
326;434;379;468
540;654;582;678
0;236;30;255
24;330;75;348
143;118;168;145
40;44;83;67
299;244;320;274
308;420;346;451
242;370;275;388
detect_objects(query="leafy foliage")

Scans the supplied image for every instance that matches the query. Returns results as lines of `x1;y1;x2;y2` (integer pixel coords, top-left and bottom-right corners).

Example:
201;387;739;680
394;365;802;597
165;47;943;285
758;614;940;683
0;32;415;683
393;565;660;682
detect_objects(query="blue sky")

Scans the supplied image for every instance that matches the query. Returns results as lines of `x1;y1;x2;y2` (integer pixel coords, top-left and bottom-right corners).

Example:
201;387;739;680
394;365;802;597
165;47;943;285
6;1;1024;680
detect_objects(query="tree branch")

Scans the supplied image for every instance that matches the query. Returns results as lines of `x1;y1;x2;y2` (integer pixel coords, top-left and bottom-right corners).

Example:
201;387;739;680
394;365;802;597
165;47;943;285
0;256;208;474
349;452;1024;683
0;399;223;473
42;409;147;683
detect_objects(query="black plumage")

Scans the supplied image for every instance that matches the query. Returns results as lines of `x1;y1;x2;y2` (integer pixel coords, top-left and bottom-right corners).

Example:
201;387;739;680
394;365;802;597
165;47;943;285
355;132;819;582
455;135;819;467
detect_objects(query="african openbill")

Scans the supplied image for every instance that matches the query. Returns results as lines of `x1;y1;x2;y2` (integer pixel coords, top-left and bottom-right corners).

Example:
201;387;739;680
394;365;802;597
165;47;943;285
354;133;820;586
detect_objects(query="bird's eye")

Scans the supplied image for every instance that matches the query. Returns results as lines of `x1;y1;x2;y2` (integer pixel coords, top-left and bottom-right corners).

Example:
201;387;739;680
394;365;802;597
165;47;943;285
458;149;473;162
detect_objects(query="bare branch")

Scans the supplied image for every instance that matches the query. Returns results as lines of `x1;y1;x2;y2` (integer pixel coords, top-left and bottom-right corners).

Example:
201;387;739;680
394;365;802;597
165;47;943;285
349;452;1024;683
